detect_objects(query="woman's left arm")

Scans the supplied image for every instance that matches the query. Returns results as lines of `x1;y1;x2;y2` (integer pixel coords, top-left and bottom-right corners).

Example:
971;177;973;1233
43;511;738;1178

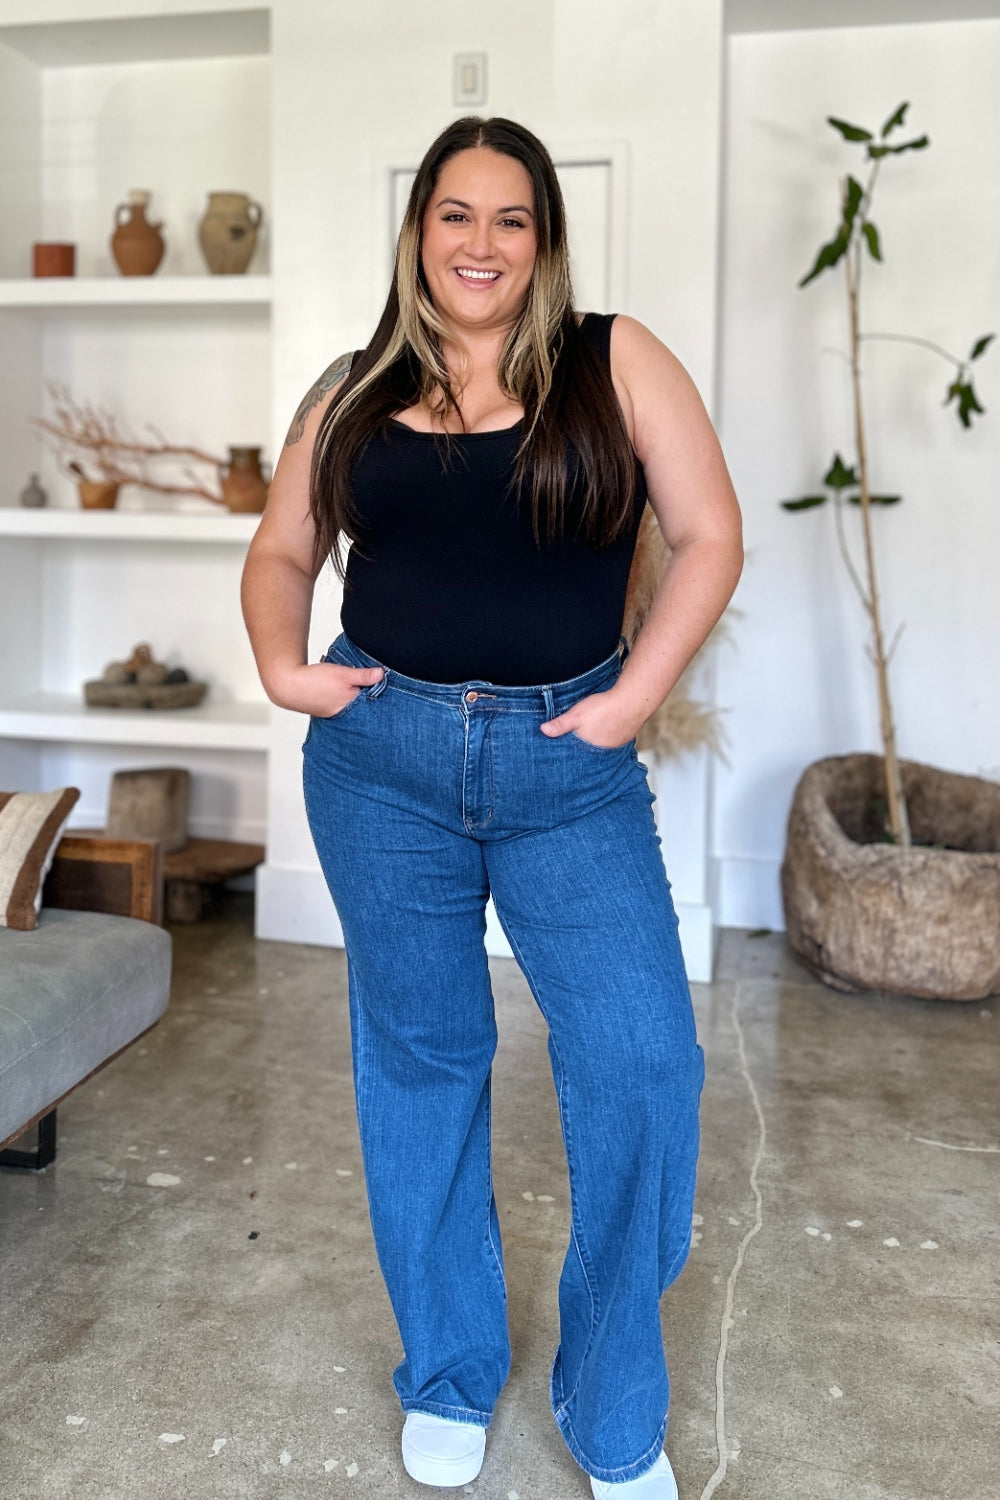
540;314;743;747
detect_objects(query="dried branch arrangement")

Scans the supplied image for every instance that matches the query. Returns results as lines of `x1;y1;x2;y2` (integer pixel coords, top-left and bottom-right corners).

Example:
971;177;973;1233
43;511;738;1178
623;508;728;761
35;381;228;504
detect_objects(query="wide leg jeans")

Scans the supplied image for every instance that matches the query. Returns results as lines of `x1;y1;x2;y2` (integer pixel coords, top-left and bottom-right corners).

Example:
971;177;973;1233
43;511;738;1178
302;633;704;1485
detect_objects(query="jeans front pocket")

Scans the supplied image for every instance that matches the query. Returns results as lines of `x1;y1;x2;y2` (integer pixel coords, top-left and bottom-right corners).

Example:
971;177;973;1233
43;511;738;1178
567;729;636;756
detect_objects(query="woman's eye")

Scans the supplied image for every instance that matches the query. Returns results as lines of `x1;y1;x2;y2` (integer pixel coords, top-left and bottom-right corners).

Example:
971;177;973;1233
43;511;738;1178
443;212;467;223
500;218;526;229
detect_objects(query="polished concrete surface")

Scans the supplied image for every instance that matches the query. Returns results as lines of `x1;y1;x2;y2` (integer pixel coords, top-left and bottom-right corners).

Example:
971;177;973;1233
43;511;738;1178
1;895;996;1500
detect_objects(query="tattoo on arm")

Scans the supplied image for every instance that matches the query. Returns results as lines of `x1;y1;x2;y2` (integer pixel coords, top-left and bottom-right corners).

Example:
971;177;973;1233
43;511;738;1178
283;351;355;447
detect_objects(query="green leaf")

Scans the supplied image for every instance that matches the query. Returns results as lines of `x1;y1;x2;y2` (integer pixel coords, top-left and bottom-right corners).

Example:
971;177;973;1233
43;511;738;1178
880;102;909;137
862;221;882;261
843;175;864;226
846;493;901;506
970;333;995;361
867;135;929;159
781;495;828;511
945;378;986;429
799;225;850;287
828;116;872;143
893;134;929;154
823;453;858;490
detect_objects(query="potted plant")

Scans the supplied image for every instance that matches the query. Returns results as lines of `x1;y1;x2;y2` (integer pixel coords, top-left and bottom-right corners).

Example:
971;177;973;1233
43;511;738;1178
778;103;1000;1001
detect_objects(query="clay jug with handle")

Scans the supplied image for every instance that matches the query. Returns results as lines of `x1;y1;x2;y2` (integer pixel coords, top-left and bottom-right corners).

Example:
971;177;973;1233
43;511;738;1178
219;447;268;513
198;192;264;275
111;190;165;276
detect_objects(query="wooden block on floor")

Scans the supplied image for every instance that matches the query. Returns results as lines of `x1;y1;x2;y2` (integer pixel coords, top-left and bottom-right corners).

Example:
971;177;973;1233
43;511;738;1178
162;837;265;923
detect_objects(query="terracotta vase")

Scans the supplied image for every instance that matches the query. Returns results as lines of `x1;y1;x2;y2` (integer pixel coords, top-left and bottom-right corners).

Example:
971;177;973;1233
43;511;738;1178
110;190;165;276
197;192;263;275
219;447;268;513
78;481;119;510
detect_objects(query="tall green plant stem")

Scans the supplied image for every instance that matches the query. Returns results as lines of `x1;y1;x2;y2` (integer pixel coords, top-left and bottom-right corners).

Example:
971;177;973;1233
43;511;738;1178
844;174;912;847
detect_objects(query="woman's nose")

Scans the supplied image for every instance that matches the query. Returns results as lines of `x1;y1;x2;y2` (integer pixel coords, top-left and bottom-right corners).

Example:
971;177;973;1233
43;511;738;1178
464;220;494;259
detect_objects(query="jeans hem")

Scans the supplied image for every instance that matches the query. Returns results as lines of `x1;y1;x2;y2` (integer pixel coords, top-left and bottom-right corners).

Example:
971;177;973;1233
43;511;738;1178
553;1399;669;1484
400;1399;492;1427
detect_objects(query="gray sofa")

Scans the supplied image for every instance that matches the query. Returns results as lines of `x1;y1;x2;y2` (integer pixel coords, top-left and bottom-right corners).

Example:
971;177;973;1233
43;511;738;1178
0;835;172;1170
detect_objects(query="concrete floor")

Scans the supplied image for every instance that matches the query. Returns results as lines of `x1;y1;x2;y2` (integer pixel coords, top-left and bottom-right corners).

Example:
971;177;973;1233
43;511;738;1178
1;895;997;1500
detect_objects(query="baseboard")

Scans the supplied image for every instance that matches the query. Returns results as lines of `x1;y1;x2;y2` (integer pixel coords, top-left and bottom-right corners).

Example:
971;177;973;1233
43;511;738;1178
256;863;717;982
714;855;785;932
255;863;345;946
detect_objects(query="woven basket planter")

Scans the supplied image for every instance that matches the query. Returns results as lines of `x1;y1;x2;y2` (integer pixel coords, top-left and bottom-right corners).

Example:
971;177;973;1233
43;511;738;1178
781;754;1000;1001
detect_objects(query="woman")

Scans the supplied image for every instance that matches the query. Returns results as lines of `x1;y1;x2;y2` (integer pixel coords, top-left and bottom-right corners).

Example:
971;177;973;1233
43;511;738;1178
242;117;742;1498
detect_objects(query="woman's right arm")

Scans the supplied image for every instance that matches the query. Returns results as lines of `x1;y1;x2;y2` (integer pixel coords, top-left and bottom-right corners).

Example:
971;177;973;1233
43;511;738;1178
240;355;384;716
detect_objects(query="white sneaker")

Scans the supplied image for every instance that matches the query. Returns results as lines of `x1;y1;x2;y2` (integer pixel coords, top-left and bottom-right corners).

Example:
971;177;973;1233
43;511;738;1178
589;1451;679;1498
401;1411;487;1487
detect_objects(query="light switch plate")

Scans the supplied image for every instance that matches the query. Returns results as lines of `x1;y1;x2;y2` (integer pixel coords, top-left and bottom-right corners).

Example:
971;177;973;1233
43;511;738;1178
453;52;487;107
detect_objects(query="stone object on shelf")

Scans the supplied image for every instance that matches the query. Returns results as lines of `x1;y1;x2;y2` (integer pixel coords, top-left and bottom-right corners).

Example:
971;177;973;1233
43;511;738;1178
106;767;190;854
198;191;263;274
219;445;269;512
32;242;75;277
110;190;165;276
18;473;48;508
84;643;207;710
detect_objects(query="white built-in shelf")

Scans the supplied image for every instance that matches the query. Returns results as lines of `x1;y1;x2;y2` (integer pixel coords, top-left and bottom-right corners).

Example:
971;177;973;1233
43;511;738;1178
0;694;269;752
0;8;270;68
724;0;1000;32
0;276;271;310
0;508;260;542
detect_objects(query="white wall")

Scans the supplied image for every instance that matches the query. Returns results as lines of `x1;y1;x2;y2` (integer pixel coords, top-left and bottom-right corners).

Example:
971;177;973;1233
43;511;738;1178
260;0;726;976
715;18;1000;928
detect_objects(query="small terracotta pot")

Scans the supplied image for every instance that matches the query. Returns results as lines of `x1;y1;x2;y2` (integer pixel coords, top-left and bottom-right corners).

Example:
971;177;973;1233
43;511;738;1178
77;481;120;510
219;446;268;512
33;242;76;277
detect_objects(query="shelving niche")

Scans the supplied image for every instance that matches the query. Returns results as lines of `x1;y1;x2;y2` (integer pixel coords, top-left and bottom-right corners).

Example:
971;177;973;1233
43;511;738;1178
0;5;273;847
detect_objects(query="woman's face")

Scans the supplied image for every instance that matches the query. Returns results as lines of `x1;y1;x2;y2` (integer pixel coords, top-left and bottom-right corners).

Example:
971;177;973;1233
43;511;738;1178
420;147;538;338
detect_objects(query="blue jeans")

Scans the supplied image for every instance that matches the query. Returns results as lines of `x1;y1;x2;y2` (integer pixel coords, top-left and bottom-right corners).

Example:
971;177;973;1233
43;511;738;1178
302;633;704;1484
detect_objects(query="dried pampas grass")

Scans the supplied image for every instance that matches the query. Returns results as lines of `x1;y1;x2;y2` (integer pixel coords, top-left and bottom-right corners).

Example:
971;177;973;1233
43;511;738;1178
622;508;729;761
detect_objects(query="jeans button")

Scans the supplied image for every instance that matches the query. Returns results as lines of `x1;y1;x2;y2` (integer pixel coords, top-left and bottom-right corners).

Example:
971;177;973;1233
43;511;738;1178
465;691;479;703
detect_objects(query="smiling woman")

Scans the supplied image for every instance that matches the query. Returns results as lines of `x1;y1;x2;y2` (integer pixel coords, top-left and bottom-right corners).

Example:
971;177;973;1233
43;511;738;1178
241;115;742;1498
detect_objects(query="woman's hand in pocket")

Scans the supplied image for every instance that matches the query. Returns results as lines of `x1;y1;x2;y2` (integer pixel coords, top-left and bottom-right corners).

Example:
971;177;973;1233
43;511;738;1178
539;686;641;749
269;660;384;717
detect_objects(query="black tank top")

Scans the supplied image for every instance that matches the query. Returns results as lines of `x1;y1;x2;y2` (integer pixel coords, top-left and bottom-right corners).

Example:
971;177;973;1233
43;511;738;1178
341;312;647;685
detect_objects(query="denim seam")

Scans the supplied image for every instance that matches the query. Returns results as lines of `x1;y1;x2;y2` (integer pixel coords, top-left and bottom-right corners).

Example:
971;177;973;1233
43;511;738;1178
483;1073;508;1308
400;1398;492;1426
567;731;636;757
548;1043;602;1416
490;908;601;1416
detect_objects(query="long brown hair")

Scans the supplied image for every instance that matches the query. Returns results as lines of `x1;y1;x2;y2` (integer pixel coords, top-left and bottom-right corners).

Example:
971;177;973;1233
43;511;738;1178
310;116;637;574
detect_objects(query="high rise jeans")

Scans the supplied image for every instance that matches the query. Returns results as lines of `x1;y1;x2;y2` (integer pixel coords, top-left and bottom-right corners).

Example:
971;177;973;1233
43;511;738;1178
302;632;704;1485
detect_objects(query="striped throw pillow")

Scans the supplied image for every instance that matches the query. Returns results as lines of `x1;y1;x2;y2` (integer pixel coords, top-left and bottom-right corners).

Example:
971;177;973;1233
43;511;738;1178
0;788;81;931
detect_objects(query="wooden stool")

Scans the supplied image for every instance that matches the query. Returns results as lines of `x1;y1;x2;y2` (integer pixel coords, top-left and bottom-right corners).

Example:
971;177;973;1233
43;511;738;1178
162;837;265;922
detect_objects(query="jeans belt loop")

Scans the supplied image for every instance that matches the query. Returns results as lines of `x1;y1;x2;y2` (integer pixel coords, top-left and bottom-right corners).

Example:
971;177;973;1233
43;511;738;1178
543;686;555;718
369;671;389;699
618;634;631;665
